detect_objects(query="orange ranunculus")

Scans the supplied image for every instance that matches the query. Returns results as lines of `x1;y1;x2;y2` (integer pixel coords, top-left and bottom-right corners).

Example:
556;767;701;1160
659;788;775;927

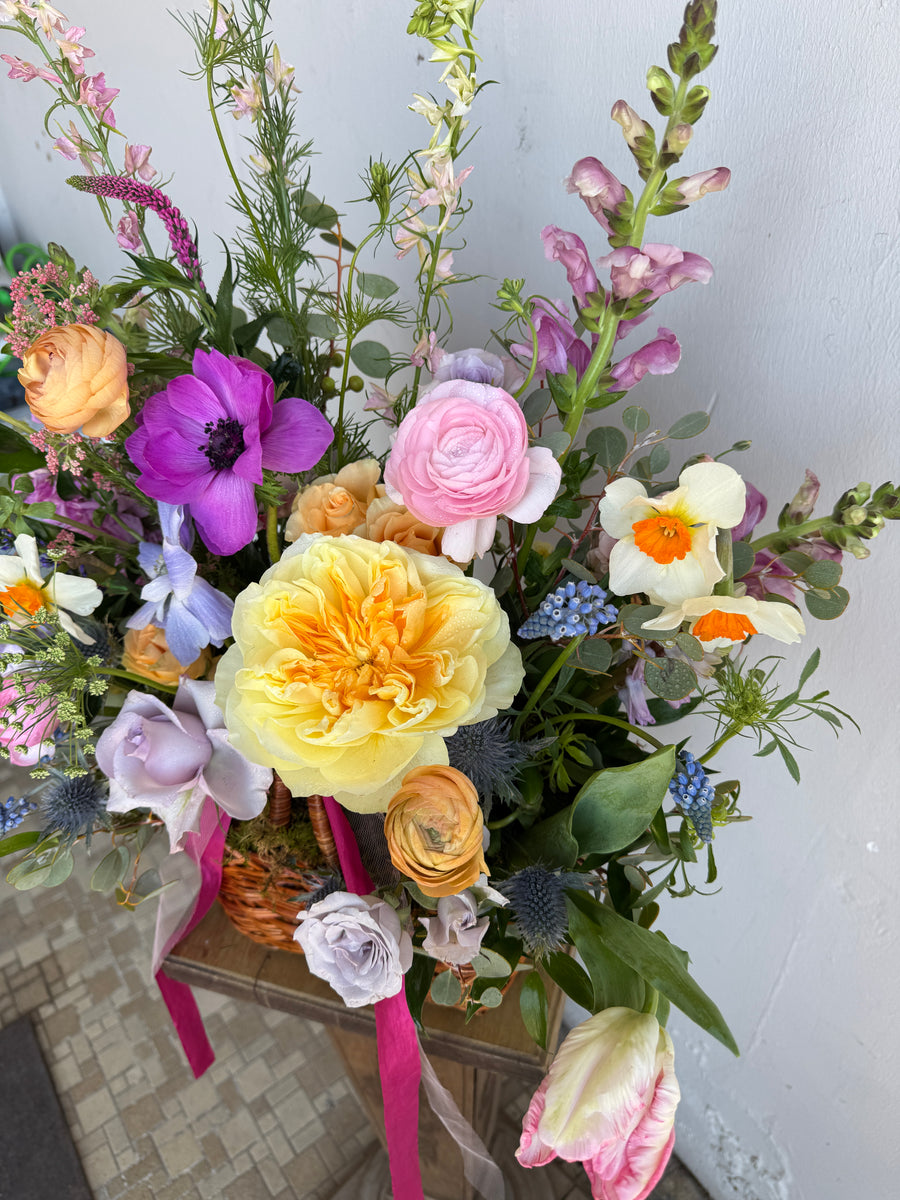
384;765;488;897
122;624;212;686
364;496;443;557
284;458;384;542
18;323;130;437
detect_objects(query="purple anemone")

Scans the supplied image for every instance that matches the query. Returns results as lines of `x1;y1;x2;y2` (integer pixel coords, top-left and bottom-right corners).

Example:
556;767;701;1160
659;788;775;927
126;349;333;555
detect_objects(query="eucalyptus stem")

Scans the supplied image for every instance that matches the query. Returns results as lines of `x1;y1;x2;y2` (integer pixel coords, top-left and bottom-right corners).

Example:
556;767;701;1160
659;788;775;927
512;635;584;736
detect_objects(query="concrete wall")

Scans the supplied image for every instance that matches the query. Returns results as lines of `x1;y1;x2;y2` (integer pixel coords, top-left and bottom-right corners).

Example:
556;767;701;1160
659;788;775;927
1;2;898;1196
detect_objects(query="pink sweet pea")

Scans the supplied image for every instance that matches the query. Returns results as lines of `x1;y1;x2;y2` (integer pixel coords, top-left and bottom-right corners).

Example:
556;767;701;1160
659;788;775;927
52;121;101;171
384;379;562;561
599;243;713;301
517;1008;680;1200
565;157;627;234
116;211;142;251
610;327;681;391
541;225;599;307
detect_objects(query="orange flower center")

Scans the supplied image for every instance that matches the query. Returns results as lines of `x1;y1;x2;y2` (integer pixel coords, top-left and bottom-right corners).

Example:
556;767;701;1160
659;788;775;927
0;580;47;618
692;610;757;642
632;514;693;563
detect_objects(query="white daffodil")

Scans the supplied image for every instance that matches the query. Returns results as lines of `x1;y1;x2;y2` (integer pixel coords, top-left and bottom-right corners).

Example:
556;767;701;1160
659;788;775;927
642;593;806;650
598;461;746;604
0;534;101;642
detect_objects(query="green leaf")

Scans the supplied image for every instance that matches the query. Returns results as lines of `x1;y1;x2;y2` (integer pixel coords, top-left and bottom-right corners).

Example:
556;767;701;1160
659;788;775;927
778;550;813;574
777;740;801;783
667;411;710;439
706;843;718;885
797;647;821;690
429;968;462;1006
649;442;670;475
585;426;628;470
731;540;756;580
267;317;293;346
476;987;504;1009
213;246;234;350
349;340;392;379
132;868;165;899
45;848;74;886
804;559;842;588
674;632;704;661
520;973;548;1049
573;638;613;675
570;746;675;858
522;388;551;424
622;405;650;433
0;426;45;473
7;861;52;890
568;890;739;1055
298;195;338;229
91;845;130;893
544;951;594;1012
232;310;276;354
533;431;571;457
0;830;41;858
566;900;645;1011
644;657;697;701
560;558;598;584
545;371;574;415
320;231;357;252
306;313;339;340
405;954;437;1026
470;948;513;979
622;604;664;637
356;272;398;299
804;586;850;620
517;809;579;869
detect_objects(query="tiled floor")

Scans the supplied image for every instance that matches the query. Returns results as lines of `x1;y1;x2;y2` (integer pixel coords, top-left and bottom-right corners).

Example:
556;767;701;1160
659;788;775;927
0;761;710;1199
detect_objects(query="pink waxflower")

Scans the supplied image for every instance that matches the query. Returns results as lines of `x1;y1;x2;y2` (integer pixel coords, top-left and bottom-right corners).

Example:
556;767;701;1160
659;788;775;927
541;225;599;307
124;143;157;182
384;379;562;561
1;53;62;82
0;664;61;767
116;211;142;251
610;327;681;391
517;1008;680;1200
565;157;627;234
598;243;713;301
78;71;118;127
55;26;94;75
676;167;731;204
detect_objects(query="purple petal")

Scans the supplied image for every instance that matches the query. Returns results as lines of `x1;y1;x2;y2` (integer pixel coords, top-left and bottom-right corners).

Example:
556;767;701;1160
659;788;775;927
192;348;273;428
163;599;210;665
161;541;199;599
184;578;235;644
190;471;259;555
261;398;334;472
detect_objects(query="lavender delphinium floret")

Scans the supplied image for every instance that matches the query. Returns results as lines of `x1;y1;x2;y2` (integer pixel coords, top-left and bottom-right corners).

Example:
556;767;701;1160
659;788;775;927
518;579;618;641
67;174;205;287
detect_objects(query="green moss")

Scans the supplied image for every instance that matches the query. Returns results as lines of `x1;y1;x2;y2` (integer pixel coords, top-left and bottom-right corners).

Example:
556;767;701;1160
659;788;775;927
226;801;326;871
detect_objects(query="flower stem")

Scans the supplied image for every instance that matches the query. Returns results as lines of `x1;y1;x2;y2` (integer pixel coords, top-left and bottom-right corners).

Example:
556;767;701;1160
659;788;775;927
630;77;689;247
266;504;281;565
546;711;666;751
512;635;584;736
99;668;178;695
749;517;837;554
700;722;742;764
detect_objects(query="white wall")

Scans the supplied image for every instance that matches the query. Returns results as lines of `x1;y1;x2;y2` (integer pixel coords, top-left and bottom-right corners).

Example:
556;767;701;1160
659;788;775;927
2;2;899;1197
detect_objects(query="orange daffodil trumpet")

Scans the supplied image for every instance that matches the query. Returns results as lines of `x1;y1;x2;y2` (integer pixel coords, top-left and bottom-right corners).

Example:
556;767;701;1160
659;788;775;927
598;462;746;605
215;534;524;813
0;534;101;642
642;593;806;651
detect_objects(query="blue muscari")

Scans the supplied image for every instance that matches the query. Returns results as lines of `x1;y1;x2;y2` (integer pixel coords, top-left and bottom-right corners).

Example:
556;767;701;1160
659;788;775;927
0;796;37;836
668;751;715;843
517;579;618;641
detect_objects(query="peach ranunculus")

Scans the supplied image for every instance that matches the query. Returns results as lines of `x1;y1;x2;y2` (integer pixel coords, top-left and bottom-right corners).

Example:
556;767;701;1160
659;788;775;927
18;323;130;437
285;458;384;543
121;624;213;686
214;534;524;813
364;496;443;556
384;765;487;897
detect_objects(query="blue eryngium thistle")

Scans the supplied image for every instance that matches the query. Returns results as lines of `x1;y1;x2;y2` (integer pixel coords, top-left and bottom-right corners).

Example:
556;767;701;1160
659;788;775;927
41;773;106;841
304;873;345;908
668;751;715;843
518;579;618;641
0;796;37;835
501;866;573;959
445;718;531;806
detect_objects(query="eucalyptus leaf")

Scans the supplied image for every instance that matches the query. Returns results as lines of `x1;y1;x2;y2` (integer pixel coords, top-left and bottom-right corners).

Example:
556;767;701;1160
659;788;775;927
520;973;549;1049
533;431;571;457
622;405;650;433
429;968;463;1006
349;340;392;379
804;586;849;620
622;604;664;637
778;550;814;574
667;411;710;439
307;313;339;339
470;948;513;979
644;657;697;701
357;272;399;299
573;638;613;675
522;388;551;424
804;559;842;588
674;631;704;661
570;746;675;858
320;231;357;252
649;442;670;475
477;987;504;1008
560;558;598;584
585;426;628;470
298;196;338;229
267;317;293;346
91;845;130;893
45;849;74;886
567;890;739;1055
731;540;756;580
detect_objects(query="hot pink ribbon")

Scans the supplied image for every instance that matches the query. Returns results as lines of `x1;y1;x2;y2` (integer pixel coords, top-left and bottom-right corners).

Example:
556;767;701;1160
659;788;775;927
155;798;230;1078
323;796;425;1200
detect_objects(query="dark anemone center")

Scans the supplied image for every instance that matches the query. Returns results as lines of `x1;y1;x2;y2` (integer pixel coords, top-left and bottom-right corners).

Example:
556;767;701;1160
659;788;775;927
202;417;245;470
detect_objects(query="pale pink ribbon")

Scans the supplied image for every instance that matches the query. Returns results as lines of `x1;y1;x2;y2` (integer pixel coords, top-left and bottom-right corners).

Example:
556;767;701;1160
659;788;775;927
152;797;230;1078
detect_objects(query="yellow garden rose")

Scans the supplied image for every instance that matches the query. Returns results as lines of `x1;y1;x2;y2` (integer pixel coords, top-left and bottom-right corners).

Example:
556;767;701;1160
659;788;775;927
214;534;524;812
384;765;487;897
285;458;384;543
122;624;212;686
18;323;130;437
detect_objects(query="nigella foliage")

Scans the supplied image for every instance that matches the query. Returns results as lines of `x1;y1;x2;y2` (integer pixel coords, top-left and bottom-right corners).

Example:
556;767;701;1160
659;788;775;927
500;865;577;959
668;751;715;843
445;717;531;809
41;772;107;843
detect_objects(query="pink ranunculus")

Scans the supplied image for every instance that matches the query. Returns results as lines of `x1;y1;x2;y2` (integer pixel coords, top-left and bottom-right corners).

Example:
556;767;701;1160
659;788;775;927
598;243;713;301
565;157;627;234
0;665;60;766
541;225;599;307
610;327;681;391
517;1008;680;1200
384;379;562;562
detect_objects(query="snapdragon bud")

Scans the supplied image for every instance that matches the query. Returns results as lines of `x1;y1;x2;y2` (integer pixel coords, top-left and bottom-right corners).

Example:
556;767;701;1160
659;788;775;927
646;65;675;115
611;100;649;149
665;123;694;156
676;167;731;203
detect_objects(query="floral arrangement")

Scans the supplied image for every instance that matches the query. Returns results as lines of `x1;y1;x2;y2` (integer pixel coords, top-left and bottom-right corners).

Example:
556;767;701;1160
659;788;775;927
1;2;897;1197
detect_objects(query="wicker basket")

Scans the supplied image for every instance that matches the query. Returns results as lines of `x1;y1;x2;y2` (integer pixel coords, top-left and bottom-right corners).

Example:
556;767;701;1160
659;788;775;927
218;783;337;955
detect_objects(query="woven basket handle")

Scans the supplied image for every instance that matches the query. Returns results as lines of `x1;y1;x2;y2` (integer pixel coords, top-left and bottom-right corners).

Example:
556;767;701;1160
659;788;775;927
306;794;339;869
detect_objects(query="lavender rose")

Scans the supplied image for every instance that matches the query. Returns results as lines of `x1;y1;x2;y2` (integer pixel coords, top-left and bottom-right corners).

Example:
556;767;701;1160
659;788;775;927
95;678;272;851
420;891;489;966
295;892;413;1007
